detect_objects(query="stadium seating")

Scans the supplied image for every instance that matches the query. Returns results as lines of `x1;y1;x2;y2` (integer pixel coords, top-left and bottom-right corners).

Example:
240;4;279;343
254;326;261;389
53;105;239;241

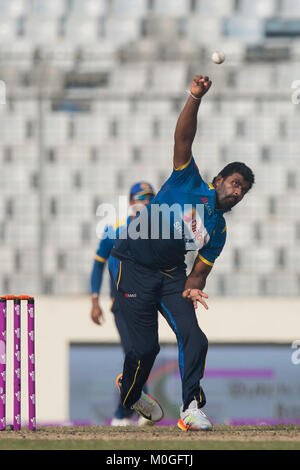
0;0;299;296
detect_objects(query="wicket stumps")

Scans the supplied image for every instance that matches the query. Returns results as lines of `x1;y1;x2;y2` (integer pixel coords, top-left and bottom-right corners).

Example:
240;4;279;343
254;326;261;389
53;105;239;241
0;295;36;431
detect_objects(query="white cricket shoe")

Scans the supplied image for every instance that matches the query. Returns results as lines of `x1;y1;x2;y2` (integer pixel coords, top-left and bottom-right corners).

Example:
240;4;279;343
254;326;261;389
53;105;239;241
132;391;164;422
116;374;164;423
177;399;212;431
110;417;135;427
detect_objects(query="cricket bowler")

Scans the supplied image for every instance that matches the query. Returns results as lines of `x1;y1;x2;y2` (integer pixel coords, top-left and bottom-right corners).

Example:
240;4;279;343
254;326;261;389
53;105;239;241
109;75;255;430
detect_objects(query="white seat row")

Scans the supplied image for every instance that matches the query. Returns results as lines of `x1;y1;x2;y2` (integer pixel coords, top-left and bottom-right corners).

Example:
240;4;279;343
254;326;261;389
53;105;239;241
7;0;300;20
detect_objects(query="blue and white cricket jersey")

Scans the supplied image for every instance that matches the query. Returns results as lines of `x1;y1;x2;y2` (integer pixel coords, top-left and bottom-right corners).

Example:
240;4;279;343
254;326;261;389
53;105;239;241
112;157;227;270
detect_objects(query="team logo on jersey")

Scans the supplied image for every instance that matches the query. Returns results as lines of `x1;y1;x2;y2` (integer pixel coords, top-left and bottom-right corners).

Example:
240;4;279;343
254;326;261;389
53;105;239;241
182;206;210;251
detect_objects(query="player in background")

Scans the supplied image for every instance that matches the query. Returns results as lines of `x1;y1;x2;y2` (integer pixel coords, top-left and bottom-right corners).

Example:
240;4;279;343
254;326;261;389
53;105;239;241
109;75;255;431
90;182;155;426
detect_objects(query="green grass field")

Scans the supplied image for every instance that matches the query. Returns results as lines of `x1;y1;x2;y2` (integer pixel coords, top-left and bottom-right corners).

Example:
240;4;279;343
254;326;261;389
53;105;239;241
0;425;299;450
0;439;299;450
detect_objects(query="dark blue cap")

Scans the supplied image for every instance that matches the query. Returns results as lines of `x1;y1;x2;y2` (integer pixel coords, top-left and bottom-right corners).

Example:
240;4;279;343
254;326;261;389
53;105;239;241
130;182;155;200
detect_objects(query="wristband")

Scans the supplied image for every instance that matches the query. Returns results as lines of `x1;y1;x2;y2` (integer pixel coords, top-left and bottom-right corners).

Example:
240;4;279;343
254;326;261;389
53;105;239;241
186;90;202;101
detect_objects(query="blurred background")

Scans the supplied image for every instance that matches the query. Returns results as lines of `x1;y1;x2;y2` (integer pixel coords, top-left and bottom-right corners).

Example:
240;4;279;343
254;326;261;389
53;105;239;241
0;0;299;427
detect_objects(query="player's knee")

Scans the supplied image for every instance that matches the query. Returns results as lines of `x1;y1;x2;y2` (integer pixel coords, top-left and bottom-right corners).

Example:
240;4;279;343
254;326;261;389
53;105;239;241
198;330;208;354
188;325;208;346
131;340;160;365
140;343;160;362
126;343;160;376
190;328;208;358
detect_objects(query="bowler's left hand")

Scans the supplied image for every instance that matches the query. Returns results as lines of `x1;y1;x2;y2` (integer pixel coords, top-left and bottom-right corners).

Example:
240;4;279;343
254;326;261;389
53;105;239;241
182;288;209;310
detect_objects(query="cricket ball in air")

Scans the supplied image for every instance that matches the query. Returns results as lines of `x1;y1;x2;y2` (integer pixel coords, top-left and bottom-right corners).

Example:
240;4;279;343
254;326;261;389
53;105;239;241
211;51;225;64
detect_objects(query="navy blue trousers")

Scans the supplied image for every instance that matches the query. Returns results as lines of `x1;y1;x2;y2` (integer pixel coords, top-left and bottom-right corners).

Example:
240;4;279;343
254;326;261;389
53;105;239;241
109;257;208;411
112;294;149;419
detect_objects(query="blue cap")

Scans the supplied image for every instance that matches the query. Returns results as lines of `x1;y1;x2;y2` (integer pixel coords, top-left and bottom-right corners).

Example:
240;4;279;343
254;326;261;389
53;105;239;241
129;181;155;200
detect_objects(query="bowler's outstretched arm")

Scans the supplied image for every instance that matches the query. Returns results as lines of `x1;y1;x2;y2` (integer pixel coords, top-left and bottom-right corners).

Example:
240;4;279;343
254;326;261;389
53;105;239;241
173;75;212;170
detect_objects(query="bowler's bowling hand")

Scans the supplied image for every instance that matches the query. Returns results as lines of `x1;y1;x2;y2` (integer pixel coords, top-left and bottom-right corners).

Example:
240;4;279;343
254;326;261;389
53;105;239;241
190;75;212;99
182;288;209;310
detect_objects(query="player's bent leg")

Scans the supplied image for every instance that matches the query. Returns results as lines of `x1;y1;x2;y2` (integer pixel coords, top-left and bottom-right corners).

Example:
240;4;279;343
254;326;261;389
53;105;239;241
110;301;139;425
159;295;208;406
160;291;211;430
181;329;208;410
110;257;164;421
112;298;151;420
120;345;160;405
